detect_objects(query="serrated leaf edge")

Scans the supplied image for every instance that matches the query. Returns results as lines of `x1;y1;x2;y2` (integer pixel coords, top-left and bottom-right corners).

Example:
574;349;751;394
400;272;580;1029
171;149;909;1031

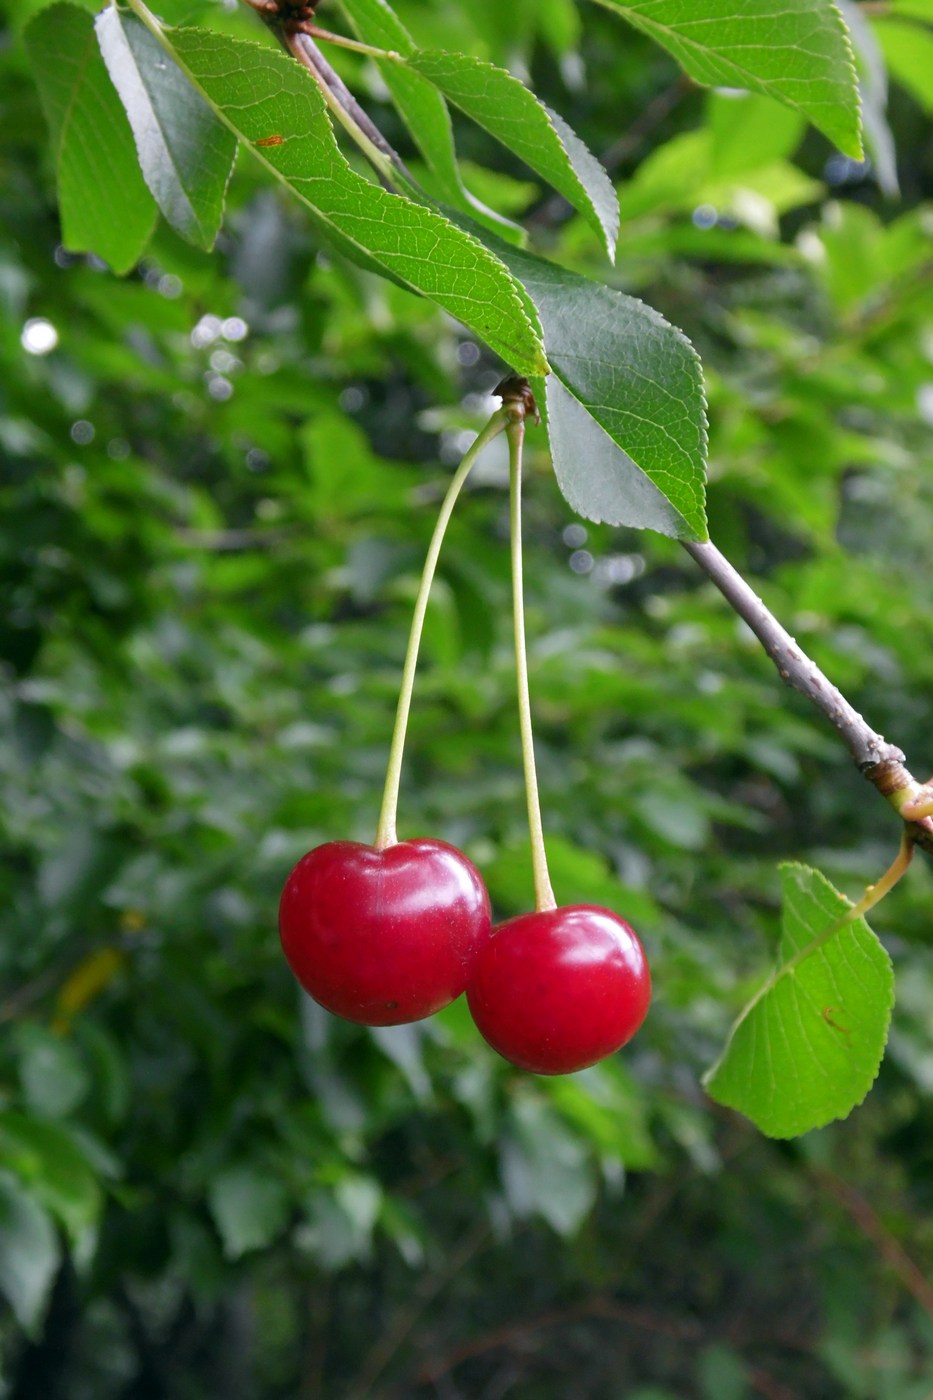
405;49;618;260
591;0;864;158
703;861;894;1137
125;0;548;375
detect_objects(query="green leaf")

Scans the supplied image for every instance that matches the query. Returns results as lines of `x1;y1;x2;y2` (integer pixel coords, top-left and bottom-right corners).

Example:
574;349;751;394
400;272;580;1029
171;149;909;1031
501;1096;597;1235
886;0;933;18
707;90;805;176
0;1172;61;1337
616;127;822;231
9;0;99;35
545;1061;657;1169
338;0;522;242
405;49;618;259
698;1343;749;1400
592;0;863;158
304;1176;382;1269
23;3;157;273
0;1111;102;1242
15;1023;90;1120
95;7;237;250
498;242;708;538
208;1164;290;1258
873;19;933;113
133;11;547;375
704;864;895;1139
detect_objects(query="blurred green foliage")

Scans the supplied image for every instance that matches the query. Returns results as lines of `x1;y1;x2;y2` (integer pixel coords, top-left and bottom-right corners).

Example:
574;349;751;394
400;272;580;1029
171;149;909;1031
2;0;933;1395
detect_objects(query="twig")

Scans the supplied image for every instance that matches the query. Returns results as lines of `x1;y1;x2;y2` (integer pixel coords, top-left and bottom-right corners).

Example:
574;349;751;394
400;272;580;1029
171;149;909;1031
815;1170;933;1321
284;31;407;189
348;1219;491;1400
412;1294;703;1388
683;539;896;767
0;963;67;1024
747;1367;800;1400
601;73;693;175
682;538;933;849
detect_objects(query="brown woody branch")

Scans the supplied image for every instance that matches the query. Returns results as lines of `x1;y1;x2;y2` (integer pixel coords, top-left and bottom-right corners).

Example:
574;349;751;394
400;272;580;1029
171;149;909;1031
682;538;933;852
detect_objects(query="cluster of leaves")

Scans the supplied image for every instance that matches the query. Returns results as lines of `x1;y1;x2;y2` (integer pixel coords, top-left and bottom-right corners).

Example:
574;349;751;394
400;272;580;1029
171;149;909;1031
1;0;933;1393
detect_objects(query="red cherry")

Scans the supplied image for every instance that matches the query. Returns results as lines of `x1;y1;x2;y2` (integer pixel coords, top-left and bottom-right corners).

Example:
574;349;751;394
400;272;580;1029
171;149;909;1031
279;838;492;1026
466;905;650;1074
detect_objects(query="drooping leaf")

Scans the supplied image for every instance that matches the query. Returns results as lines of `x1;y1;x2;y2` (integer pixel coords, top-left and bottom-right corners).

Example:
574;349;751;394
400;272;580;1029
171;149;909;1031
95;7;237;250
24;2;157;273
0;1172;61;1337
591;0;863;158
304;1176;383;1269
130;8;547;375
497;241;708;539
405;49;619;259
338;0;524;242
704;863;895;1139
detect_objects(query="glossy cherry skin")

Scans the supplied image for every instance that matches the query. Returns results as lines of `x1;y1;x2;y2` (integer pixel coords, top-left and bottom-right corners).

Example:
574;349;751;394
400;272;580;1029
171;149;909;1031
466;905;650;1074
279;838;491;1026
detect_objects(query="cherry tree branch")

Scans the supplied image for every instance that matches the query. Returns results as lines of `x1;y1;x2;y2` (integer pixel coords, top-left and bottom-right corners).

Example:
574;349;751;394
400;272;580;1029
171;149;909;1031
682;539;899;768
682;538;933;851
287;31;410;188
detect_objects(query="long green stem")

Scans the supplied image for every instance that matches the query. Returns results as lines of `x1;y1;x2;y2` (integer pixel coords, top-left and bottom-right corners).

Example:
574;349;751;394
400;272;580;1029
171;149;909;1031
508;416;556;912
375;409;509;849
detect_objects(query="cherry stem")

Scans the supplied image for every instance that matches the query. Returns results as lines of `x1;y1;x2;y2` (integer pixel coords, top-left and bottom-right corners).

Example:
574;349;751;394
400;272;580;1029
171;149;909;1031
507;414;557;913
375;409;510;850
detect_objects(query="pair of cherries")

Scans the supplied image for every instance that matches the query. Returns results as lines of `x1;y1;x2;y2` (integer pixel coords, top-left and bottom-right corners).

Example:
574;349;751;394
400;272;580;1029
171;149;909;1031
278;836;651;1074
